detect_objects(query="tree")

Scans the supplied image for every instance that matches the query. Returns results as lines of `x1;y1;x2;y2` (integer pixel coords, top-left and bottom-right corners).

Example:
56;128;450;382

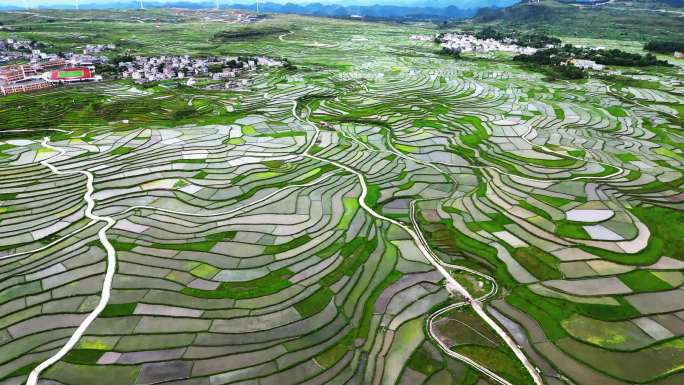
554;64;585;80
440;47;461;58
208;63;224;73
644;41;684;54
112;55;134;66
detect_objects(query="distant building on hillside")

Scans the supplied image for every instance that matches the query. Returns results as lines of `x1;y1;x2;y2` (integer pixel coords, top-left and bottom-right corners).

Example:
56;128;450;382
235;12;259;23
410;35;433;42
675;51;684;59
69;54;107;67
569;59;604;71
438;33;538;55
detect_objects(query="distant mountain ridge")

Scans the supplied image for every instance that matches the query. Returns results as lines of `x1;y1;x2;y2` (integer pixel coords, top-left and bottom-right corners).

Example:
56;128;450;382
468;0;684;41
224;2;519;19
0;1;520;20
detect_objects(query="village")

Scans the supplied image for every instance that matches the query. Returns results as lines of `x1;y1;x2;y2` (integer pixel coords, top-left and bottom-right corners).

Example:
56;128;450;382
118;55;287;87
428;33;611;71
426;31;684;74
0;38;113;96
434;32;541;55
0;36;288;96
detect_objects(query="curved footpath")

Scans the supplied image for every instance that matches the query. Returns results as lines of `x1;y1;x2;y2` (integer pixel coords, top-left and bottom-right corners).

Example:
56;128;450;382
26;138;118;385
302;151;544;385
295;104;545;385
278;31;294;42
519;125;625;182
427;303;512;385
111;173;335;217
23;99;548;384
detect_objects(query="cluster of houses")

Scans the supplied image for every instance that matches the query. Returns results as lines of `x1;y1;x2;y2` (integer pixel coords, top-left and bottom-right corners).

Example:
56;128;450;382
83;43;117;55
1;36;289;95
0;33;293;95
0;38;42;64
566;58;604;71
1;38;113;66
437;33;539;55
235;11;261;24
0;38;106;96
0;60;100;96
119;55;286;86
432;34;613;72
409;35;434;42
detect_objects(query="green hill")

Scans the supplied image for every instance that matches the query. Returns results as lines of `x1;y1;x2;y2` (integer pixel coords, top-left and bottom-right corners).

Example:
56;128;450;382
463;0;684;41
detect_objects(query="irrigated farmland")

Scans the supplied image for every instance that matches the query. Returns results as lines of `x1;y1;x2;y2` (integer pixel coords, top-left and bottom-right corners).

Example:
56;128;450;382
0;8;683;385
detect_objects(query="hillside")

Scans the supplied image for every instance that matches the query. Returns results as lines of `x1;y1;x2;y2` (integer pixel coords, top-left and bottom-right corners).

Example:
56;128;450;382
464;0;684;41
0;1;518;21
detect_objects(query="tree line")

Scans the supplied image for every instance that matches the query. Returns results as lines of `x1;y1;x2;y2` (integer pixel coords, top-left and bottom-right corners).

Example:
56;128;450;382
515;45;671;68
513;44;672;80
644;41;684;54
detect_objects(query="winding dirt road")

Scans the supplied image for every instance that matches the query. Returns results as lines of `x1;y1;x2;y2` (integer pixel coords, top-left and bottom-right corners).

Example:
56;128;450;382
26;138;118;385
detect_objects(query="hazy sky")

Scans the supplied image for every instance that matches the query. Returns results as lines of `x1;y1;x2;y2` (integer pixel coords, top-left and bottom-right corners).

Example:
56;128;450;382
3;0;513;7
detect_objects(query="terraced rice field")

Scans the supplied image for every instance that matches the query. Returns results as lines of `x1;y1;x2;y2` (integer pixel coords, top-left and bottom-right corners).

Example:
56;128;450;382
0;10;683;385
